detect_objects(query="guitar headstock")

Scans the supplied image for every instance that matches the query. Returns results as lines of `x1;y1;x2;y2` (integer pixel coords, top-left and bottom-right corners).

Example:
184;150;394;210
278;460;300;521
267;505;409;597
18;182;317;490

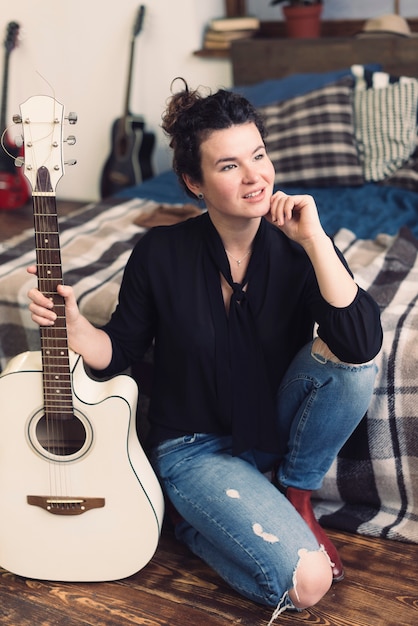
18;96;75;194
133;5;145;37
4;21;20;55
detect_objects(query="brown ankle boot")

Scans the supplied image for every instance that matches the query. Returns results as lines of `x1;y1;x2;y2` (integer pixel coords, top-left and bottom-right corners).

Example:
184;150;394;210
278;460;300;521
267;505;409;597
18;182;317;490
284;486;345;582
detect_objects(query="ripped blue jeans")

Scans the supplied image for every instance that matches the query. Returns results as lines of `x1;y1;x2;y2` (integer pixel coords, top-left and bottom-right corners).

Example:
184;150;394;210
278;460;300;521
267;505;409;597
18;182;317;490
149;340;377;609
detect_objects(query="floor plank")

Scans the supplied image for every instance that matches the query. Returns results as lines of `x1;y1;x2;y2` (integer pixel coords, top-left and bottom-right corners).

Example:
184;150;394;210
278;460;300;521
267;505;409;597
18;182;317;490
1;524;417;626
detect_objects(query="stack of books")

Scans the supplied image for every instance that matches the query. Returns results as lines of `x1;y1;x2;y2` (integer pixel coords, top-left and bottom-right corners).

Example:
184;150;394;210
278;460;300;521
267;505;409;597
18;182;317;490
203;16;260;50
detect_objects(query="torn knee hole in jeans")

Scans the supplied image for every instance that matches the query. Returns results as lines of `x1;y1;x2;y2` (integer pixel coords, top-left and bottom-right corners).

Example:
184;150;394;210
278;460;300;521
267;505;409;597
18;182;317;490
291;546;330;604
267;546;330;625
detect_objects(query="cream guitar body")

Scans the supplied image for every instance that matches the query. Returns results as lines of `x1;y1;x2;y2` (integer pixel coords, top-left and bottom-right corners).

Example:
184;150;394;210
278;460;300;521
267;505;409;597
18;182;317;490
0;350;164;581
0;95;164;581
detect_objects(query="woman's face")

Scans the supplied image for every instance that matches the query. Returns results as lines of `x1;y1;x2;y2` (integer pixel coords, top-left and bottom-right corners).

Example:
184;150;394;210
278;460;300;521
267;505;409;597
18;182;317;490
186;122;275;222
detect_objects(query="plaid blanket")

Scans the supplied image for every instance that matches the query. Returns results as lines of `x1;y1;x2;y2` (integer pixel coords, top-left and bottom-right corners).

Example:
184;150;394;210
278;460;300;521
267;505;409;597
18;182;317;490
315;226;418;544
0;198;154;369
1;198;417;543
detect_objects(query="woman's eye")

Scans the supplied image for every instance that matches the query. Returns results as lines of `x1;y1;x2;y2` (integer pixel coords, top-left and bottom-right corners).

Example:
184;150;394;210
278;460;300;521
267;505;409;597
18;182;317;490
255;152;265;161
221;163;236;171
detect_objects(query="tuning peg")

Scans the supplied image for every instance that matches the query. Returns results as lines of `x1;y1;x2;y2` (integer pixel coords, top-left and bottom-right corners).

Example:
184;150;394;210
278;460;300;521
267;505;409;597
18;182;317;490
65;135;76;146
14;135;23;148
12;113;22;124
64;159;77;166
66;112;77;125
14;156;24;168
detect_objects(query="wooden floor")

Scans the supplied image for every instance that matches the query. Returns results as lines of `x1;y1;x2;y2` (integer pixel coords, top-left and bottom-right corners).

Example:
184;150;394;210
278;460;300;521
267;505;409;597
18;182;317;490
1;200;418;626
1;522;417;626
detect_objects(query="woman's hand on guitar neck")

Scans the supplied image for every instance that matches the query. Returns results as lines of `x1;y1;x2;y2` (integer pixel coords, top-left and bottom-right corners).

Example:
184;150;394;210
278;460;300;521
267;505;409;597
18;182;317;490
27;264;80;327
26;265;113;370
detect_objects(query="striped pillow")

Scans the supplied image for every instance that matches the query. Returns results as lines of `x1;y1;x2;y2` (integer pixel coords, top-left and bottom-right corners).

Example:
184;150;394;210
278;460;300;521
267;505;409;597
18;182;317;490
380;144;418;192
259;78;364;187
354;78;418;182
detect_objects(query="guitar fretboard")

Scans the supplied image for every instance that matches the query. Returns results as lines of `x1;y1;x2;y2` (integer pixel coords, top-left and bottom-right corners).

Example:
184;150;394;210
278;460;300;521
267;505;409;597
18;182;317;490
34;166;73;419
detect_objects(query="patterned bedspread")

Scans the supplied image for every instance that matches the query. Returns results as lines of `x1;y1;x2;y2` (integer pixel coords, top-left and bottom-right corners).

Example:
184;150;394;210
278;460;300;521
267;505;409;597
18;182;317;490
315;227;418;544
0;197;153;368
1;197;417;543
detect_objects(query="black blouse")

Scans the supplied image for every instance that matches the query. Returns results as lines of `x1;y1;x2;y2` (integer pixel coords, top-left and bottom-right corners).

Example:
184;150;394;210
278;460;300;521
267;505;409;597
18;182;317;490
97;213;382;454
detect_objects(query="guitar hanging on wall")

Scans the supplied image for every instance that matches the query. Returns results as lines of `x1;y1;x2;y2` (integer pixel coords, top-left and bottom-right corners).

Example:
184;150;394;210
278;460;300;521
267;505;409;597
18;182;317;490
100;4;155;198
0;95;164;581
0;21;29;210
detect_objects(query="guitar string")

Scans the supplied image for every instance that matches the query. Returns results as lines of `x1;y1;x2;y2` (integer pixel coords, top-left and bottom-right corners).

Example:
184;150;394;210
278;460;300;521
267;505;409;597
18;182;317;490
26;113;51;493
0;126;21;161
31;113;61;497
1;67;57;159
48;98;72;499
28;99;71;501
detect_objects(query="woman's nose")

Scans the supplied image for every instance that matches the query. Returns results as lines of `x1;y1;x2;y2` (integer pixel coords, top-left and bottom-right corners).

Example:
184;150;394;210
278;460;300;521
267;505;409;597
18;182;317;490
242;165;259;184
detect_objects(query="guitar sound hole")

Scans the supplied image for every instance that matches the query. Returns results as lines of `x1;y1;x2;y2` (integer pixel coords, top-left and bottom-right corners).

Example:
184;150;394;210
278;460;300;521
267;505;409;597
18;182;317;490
35;414;87;456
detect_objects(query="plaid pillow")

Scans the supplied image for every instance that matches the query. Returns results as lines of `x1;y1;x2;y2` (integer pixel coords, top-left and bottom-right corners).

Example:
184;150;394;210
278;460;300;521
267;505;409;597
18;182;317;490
380;145;418;192
258;78;364;187
354;78;418;182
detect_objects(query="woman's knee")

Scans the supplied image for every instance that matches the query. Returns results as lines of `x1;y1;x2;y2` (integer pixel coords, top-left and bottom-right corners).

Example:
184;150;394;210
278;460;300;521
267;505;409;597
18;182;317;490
311;337;374;368
311;337;377;402
288;548;333;609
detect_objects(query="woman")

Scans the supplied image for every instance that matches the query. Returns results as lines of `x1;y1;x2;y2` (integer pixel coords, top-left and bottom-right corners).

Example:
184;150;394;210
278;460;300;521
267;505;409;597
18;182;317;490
28;79;382;621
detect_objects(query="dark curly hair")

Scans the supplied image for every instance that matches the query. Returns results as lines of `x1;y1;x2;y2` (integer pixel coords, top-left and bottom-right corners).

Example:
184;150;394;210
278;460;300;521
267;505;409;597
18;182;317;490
161;77;266;199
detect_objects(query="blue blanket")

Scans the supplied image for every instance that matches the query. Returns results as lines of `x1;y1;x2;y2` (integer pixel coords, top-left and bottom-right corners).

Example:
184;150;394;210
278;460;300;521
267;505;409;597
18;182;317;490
117;170;418;240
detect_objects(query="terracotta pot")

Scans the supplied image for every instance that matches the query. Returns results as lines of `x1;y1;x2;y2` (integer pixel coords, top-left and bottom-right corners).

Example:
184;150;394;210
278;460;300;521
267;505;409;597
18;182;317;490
283;4;323;39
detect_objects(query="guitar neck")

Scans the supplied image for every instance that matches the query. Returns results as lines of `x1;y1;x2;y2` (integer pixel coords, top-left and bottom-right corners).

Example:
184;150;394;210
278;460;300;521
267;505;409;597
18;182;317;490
0;49;9;133
1;21;20;135
123;37;136;118
122;5;145;120
33;170;73;417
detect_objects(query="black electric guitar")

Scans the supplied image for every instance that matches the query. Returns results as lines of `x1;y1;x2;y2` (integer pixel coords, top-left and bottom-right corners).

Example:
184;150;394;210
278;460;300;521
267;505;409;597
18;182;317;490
100;5;155;198
0;21;29;209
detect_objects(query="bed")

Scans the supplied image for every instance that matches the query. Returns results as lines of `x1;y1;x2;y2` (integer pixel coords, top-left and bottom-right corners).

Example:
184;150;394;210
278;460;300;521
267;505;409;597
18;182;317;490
1;40;418;548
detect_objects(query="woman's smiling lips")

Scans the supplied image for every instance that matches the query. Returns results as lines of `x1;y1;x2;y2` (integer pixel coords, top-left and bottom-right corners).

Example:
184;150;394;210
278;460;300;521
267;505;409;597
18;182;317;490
243;188;264;200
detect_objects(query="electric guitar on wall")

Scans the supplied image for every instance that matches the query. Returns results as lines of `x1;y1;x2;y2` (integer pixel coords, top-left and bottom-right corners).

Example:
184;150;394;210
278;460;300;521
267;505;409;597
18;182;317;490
0;95;164;581
0;21;29;209
100;5;155;198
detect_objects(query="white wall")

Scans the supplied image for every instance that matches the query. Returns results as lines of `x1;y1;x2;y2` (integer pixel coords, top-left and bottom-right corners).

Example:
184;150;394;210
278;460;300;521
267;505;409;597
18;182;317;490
1;0;229;201
2;0;417;201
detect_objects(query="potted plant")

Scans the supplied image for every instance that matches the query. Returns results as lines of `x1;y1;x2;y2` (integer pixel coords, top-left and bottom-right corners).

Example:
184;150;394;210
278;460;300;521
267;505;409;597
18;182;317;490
270;0;323;39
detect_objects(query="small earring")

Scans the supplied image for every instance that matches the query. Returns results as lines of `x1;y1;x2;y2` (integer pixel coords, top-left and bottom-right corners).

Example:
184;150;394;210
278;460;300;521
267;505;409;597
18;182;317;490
197;192;204;200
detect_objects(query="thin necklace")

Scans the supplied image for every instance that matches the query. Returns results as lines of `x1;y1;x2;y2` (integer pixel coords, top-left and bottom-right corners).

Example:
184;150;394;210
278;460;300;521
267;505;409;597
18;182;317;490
225;248;251;266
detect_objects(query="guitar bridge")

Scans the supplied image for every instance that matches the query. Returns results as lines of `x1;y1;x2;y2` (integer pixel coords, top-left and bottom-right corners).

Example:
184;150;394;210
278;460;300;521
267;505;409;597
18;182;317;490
27;495;105;516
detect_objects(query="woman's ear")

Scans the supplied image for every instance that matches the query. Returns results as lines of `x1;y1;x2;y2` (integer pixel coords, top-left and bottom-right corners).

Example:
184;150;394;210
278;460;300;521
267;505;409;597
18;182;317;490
182;174;201;199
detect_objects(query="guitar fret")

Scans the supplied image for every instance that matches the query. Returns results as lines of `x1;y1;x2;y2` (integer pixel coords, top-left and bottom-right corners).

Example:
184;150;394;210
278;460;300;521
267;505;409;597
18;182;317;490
44;394;73;400
43;347;67;352
43;380;70;387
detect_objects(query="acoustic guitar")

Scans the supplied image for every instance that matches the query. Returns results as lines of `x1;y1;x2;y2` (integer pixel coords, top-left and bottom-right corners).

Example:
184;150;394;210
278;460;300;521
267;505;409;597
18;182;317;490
0;21;29;209
100;5;155;198
0;95;164;581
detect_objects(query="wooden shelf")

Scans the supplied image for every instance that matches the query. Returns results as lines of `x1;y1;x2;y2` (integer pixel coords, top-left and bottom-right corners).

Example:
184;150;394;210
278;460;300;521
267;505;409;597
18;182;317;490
231;35;418;85
194;18;418;59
